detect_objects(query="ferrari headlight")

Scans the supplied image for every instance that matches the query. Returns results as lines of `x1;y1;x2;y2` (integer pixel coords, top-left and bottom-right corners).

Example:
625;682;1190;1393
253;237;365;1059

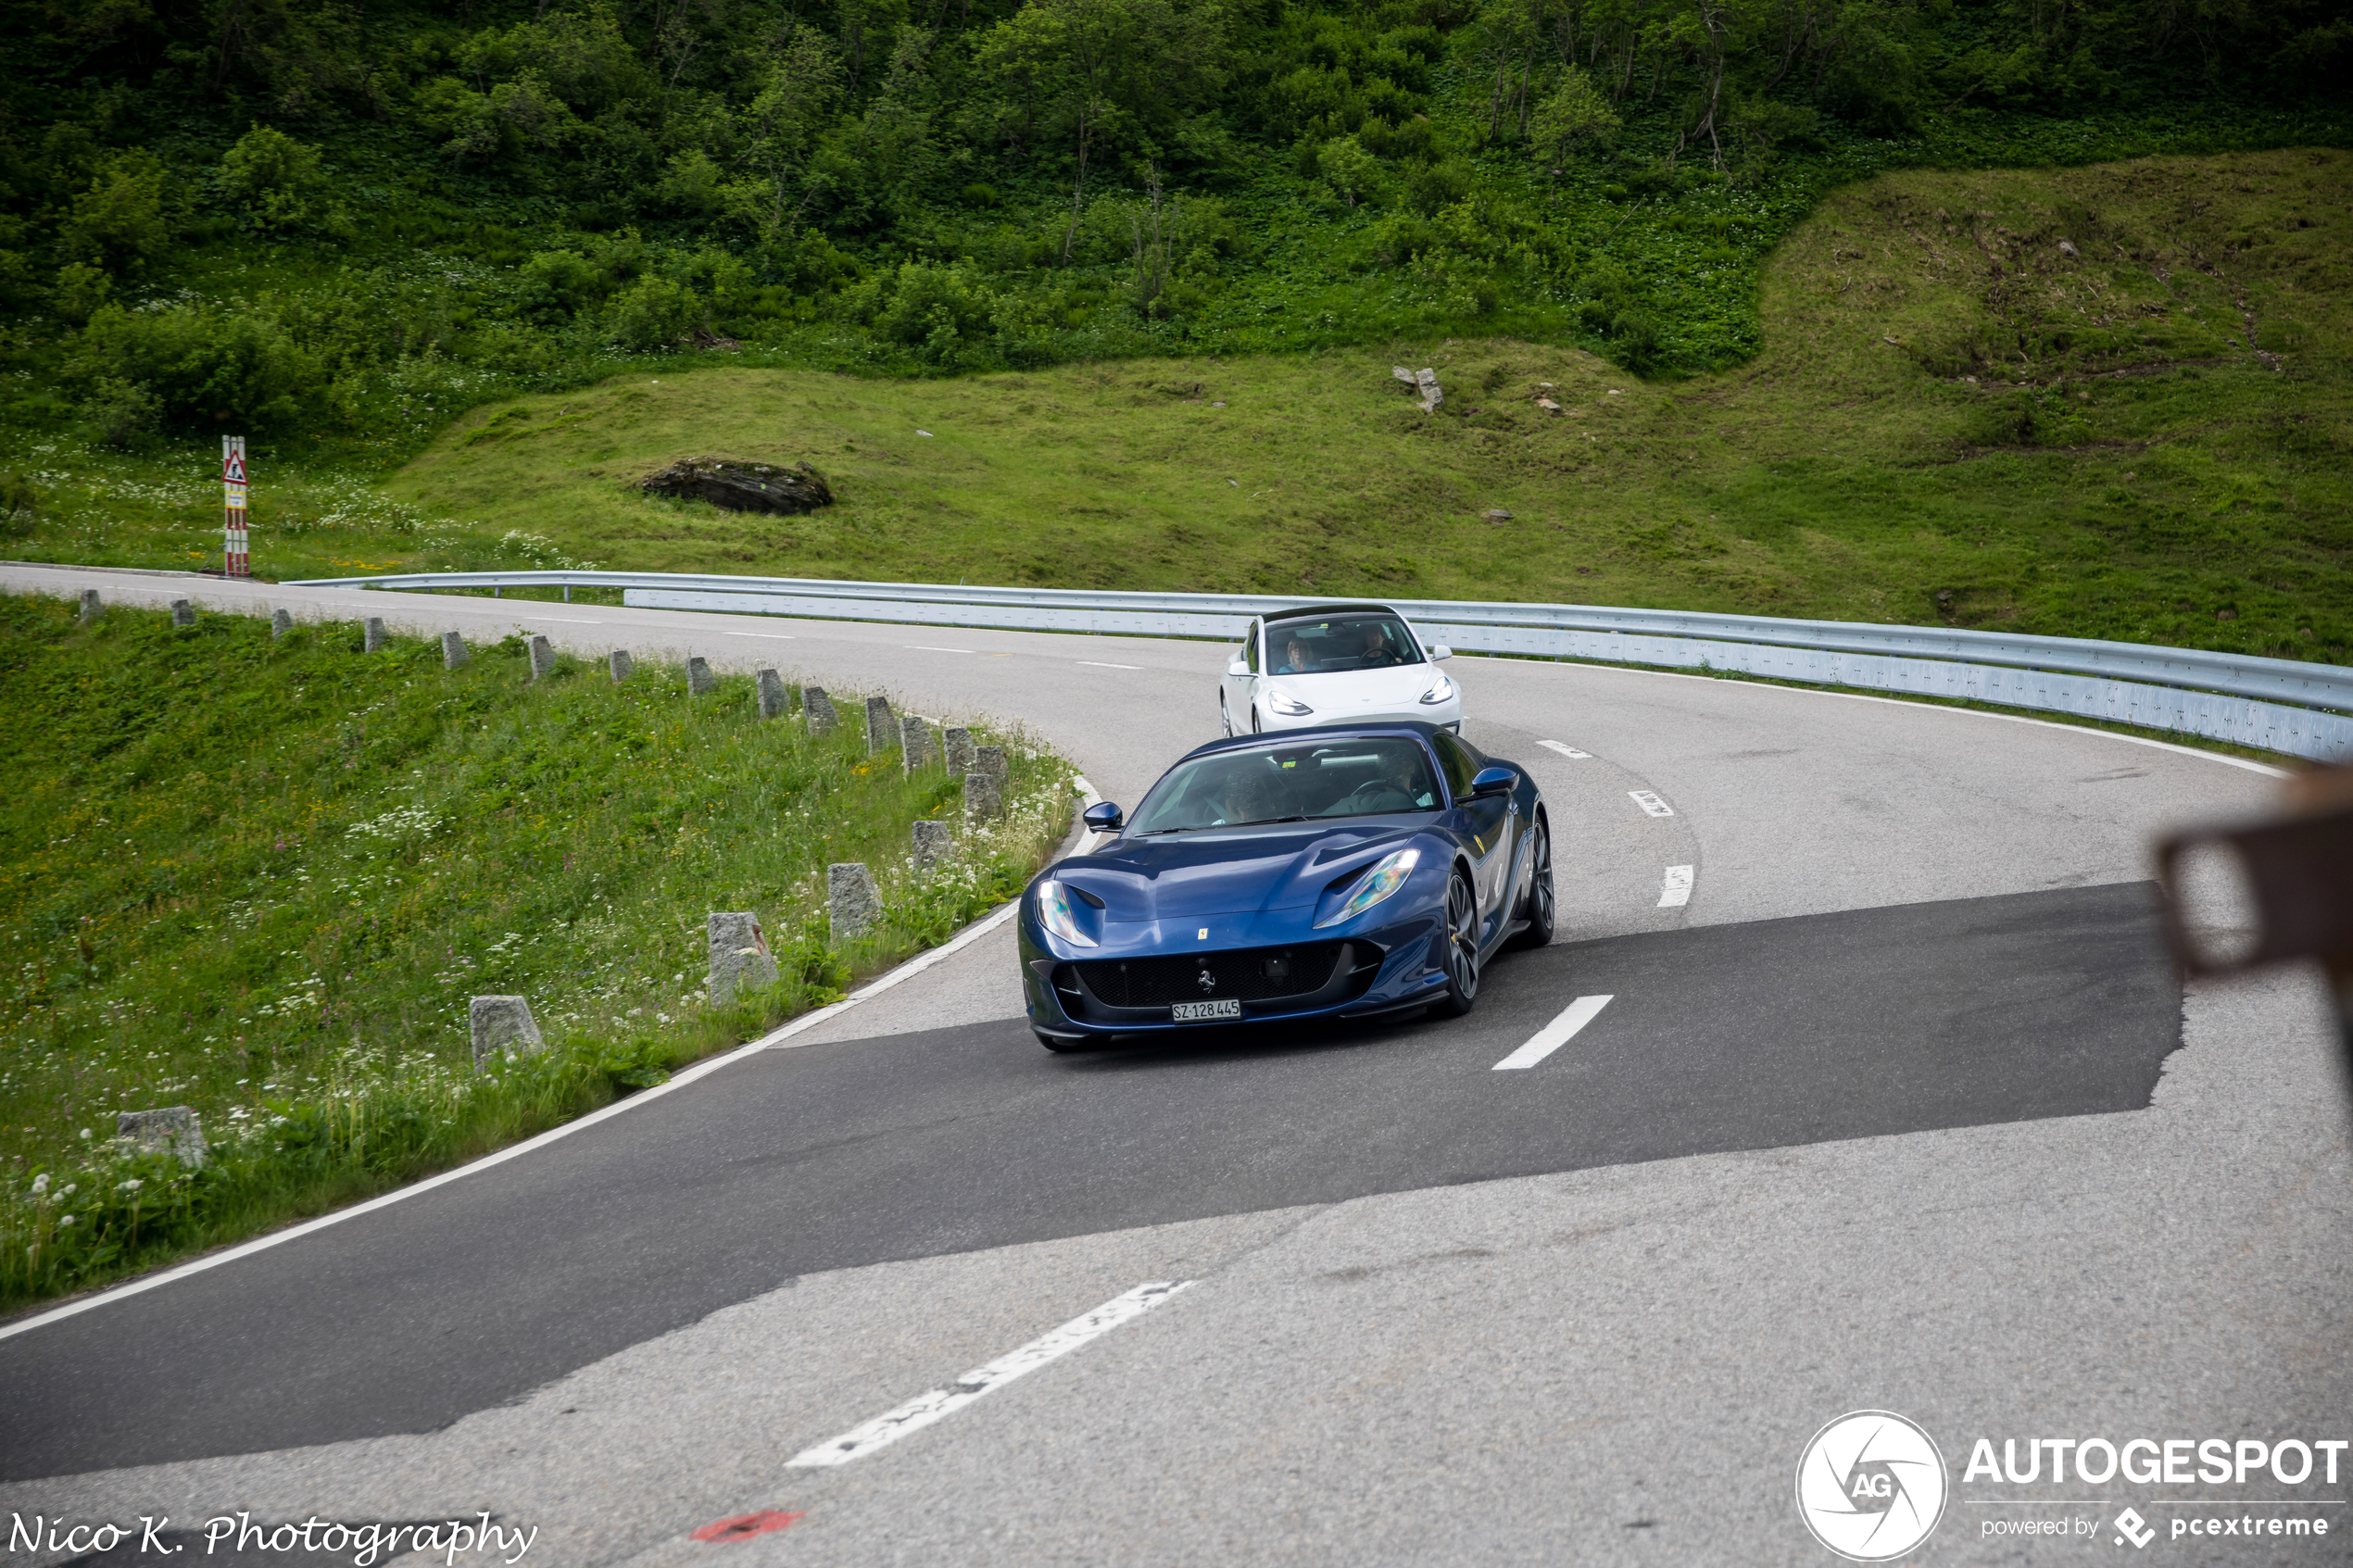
1315;847;1420;928
1419;672;1456;705
1036;880;1097;947
1266;688;1315;717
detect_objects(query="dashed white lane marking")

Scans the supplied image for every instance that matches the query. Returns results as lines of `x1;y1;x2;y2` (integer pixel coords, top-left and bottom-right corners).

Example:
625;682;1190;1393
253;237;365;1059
1659;865;1694;907
1492;995;1615;1072
1537;739;1592;759
736;632;797;639
1079;660;1140;670
522;616;604;623
1629;790;1674;817
908;645;975;654
786;1281;1195;1468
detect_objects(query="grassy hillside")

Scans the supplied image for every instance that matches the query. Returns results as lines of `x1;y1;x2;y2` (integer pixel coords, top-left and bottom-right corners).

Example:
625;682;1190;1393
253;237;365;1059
0;593;1072;1307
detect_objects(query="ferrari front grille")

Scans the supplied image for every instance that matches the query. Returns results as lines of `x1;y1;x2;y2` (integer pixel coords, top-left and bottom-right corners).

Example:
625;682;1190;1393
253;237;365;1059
1071;942;1347;1009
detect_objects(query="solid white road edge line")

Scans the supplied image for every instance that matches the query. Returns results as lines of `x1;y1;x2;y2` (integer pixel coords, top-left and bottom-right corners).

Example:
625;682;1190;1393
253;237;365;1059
1659;865;1694;908
908;645;975;654
1493;995;1615;1072
784;1281;1197;1468
1537;739;1592;759
1629;789;1674;817
0;780;1111;1347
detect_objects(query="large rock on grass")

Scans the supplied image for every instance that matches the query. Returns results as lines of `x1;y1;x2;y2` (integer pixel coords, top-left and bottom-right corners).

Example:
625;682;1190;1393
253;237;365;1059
639;458;834;515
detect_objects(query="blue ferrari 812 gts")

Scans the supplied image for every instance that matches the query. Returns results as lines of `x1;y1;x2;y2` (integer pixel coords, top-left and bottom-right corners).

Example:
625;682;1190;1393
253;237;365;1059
1019;721;1554;1050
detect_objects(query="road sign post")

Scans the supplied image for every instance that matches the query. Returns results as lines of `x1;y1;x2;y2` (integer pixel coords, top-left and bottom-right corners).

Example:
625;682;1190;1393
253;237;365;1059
221;436;249;578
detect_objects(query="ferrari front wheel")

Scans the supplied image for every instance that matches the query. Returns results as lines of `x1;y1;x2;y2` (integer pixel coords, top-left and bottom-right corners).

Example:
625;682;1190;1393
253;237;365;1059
1434;870;1480;1018
1511;819;1554;948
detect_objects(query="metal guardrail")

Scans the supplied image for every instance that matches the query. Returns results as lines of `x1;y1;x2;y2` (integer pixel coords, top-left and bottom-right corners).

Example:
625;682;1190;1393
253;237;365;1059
285;569;2353;760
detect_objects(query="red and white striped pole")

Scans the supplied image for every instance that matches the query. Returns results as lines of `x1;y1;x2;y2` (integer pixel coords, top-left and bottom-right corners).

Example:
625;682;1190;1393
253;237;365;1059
221;435;249;578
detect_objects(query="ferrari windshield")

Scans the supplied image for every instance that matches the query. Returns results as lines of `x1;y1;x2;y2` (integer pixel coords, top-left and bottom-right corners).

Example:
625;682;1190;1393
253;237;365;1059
1265;612;1424;675
1128;737;1442;834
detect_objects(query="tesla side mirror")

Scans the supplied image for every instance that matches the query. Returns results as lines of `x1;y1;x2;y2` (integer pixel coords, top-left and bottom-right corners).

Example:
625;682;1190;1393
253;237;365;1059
1469;766;1516;799
1082;800;1125;834
1429;645;1453;661
1227;659;1251;677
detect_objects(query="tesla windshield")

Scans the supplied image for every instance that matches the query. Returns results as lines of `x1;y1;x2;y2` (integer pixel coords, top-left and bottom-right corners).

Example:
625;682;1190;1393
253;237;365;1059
1128;737;1442;833
1266;613;1424;674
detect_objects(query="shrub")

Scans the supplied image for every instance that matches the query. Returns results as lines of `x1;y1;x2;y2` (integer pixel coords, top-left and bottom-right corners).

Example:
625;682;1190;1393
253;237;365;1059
606;274;701;349
57;149;177;269
218;125;328;231
74;303;332;430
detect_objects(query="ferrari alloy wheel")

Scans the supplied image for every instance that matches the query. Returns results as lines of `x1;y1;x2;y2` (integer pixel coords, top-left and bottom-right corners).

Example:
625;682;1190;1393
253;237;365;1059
1435;870;1480;1017
1512;819;1554;948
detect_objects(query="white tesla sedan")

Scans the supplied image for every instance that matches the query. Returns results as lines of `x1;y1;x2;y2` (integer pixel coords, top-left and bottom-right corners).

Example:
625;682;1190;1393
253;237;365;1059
1218;603;1464;735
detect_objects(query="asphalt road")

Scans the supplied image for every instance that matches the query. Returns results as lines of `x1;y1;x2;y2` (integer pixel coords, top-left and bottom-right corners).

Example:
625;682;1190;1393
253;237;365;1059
0;564;2344;1567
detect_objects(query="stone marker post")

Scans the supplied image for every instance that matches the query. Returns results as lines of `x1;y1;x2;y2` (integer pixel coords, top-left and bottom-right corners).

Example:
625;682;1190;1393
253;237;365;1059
364;617;389;653
528;634;556;681
78;589;100;622
912;820;954;875
687;656;716;696
610;649;633;683
829;862;881;937
944;726;975;777
865;696;897;754
707;911;780;1007
170;598;195;627
442;631;469;669
804;686;838;734
117;1107;208;1167
977;744;1011;796
470;995;545;1070
964;771;1003;827
757;669;789;720
901;714;935;771
272;608;294;639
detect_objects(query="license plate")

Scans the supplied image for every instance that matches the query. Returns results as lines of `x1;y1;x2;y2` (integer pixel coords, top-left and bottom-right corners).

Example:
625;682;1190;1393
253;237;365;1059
1172;998;1241;1022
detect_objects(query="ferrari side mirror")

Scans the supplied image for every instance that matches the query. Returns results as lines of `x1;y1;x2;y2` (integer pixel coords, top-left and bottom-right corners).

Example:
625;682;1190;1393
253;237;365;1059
1083;800;1125;834
1469;766;1516;799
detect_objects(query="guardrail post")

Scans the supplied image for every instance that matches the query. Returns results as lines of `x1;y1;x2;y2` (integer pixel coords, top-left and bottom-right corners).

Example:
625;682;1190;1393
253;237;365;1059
686;656;716;696
865;696;897;754
758;669;789;719
708;911;779;1006
470;996;545;1070
804;686;837;734
363;617;388;653
610;650;633;683
912;820;954;873
271;608;293;639
442;632;469;669
529;634;556;680
944;726;975;776
829;862;881;937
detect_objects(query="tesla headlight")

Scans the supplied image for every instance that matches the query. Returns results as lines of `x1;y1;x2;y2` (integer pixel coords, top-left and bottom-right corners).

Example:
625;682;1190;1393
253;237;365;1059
1266;688;1315;717
1315;847;1421;928
1419;672;1456;705
1036;880;1098;947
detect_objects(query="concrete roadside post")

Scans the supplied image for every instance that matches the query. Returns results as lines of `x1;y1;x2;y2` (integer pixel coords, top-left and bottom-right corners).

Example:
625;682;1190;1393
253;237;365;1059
865;696;897;755
912;820;954;875
470;996;545;1070
272;608;294;639
116;1108;208;1168
944;726;975;777
170;598;195;628
442;631;469;669
977;744;1011;797
804;686;838;735
364;617;388;654
964;771;1003;827
901;714;934;771
78;589;100;623
610;650;633;683
528;634;556;681
757;669;789;720
829;862;881;937
687;656;716;696
707;912;779;1007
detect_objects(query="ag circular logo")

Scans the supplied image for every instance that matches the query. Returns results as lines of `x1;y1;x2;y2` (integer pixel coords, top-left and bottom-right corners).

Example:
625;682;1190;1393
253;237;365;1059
1795;1410;1949;1562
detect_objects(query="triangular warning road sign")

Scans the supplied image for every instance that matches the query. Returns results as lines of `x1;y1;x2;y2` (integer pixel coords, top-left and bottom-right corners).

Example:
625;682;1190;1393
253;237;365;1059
222;448;247;483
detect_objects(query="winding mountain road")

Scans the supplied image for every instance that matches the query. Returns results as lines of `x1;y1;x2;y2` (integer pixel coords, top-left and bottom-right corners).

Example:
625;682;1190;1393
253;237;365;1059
0;563;2345;1567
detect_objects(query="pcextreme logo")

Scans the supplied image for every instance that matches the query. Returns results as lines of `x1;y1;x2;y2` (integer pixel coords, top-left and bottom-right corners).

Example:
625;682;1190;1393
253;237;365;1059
1796;1411;1951;1562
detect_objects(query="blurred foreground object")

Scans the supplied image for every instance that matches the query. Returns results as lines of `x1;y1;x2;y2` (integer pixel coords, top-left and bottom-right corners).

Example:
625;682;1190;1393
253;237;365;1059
2156;763;2353;1071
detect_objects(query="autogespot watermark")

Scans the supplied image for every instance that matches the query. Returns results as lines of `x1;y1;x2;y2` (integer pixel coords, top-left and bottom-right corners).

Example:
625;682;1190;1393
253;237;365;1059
6;1512;537;1565
1796;1414;2348;1558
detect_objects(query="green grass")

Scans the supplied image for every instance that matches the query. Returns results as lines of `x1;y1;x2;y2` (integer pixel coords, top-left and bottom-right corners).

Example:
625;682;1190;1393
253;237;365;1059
9;147;2346;664
0;593;1073;1309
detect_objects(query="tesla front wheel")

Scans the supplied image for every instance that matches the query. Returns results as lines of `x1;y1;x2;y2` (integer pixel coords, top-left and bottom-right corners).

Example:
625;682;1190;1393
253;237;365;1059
1511;819;1554;948
1220;696;1233;736
1434;871;1480;1017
